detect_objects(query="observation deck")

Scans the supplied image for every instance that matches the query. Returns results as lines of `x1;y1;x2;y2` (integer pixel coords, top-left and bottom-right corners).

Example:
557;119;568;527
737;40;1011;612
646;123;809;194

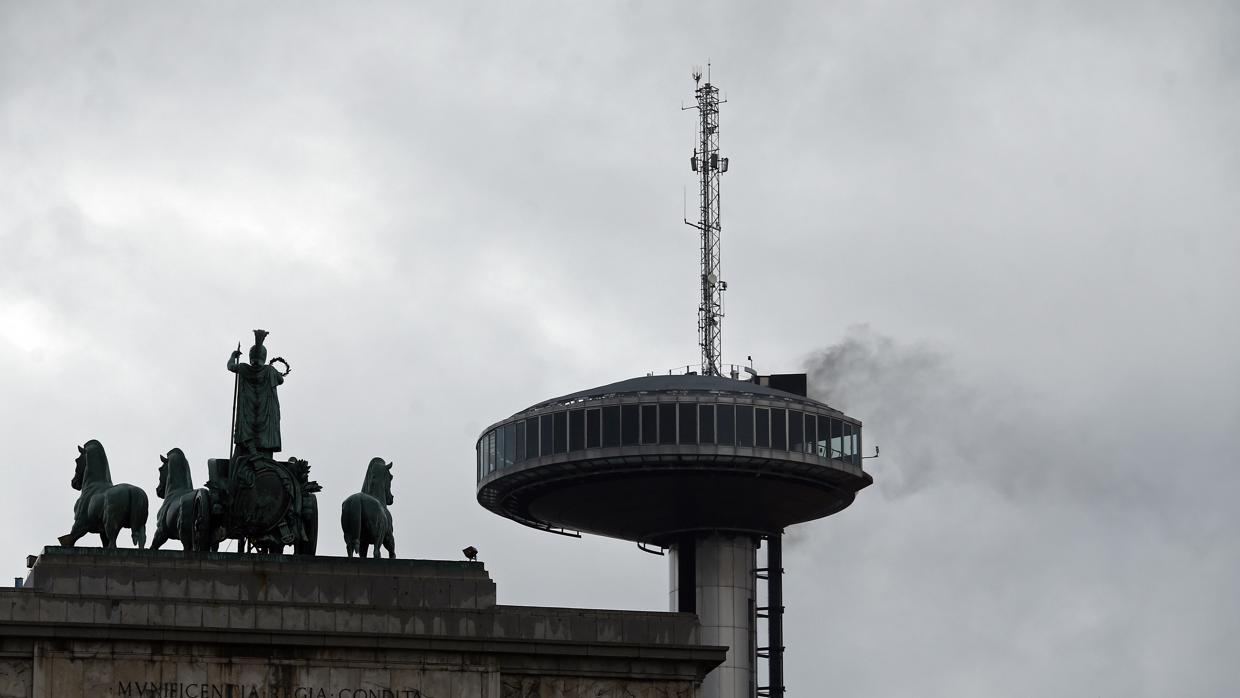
475;374;872;546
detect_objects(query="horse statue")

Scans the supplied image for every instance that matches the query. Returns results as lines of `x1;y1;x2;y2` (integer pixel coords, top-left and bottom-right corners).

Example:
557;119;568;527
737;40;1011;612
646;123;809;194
58;439;149;548
151;448;212;551
341;458;394;559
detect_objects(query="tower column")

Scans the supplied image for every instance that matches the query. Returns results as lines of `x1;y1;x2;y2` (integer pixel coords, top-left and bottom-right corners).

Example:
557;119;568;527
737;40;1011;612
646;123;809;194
670;533;757;698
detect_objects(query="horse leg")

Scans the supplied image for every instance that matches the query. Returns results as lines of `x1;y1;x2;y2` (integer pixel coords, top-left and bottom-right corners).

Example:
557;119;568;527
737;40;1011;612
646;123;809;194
103;519;121;548
127;486;148;549
176;500;195;551
151;504;171;550
383;510;395;559
101;491;124;548
58;519;92;547
341;497;359;559
150;524;169;551
363;504;384;559
298;495;318;556
131;524;147;549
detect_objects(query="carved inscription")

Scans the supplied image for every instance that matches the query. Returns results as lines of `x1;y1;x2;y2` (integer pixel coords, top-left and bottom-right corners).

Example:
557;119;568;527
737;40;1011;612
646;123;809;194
115;684;426;698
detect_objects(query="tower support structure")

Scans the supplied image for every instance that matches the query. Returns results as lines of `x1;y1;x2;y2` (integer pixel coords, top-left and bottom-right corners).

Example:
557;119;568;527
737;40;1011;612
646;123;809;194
757;535;785;698
670;533;757;698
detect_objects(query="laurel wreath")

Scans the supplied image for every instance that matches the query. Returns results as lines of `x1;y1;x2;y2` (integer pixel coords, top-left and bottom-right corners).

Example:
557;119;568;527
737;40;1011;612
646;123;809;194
269;357;291;376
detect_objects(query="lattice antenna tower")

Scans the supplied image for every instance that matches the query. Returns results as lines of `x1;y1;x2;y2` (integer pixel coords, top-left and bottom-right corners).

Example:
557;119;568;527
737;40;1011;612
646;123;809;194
684;65;729;376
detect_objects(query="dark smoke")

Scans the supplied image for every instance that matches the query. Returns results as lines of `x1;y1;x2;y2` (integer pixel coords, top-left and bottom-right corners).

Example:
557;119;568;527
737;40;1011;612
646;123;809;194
802;326;1148;503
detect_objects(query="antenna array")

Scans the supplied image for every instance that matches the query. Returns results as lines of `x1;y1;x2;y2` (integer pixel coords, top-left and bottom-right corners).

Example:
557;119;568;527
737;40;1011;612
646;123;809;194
684;68;729;376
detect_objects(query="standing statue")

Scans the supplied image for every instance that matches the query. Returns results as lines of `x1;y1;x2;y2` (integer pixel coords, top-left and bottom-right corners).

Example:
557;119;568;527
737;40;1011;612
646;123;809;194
228;329;289;457
341;458;395;559
151;448;212;551
58;440;149;549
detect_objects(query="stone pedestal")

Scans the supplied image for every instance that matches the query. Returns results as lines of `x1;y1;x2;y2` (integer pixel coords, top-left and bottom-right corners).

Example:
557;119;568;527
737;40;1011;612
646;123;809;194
0;548;724;698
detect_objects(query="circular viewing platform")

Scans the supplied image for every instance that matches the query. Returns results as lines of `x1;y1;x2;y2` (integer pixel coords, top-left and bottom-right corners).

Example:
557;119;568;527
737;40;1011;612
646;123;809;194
476;375;872;545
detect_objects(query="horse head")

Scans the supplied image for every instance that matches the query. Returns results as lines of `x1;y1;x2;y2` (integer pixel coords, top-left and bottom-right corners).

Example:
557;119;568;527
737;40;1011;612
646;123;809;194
156;448;191;499
73;439;111;491
364;457;394;506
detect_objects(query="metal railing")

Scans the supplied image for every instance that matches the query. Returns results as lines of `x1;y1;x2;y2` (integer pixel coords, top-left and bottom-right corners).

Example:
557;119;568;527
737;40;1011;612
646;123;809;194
662;362;756;380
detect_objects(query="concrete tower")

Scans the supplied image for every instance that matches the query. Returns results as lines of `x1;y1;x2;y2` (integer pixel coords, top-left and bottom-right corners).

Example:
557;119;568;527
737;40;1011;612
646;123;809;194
475;71;872;698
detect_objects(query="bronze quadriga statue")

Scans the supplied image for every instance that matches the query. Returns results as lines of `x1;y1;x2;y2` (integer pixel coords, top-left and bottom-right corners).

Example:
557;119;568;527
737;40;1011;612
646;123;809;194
56;330;323;555
58;440;149;548
341;458;395;559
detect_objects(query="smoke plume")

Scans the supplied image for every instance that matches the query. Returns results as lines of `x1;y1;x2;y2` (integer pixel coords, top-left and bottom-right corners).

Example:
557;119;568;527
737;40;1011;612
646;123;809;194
803;326;1139;503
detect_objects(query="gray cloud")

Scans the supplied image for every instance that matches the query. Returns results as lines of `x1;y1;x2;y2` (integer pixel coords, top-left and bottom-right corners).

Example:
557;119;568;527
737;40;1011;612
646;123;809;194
791;327;1239;696
1;2;1237;696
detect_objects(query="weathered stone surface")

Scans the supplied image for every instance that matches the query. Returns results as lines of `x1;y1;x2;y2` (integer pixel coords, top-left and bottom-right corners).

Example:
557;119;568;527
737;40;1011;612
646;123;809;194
25;547;491;611
0;548;723;698
201;604;228;629
500;676;696;698
0;658;31;698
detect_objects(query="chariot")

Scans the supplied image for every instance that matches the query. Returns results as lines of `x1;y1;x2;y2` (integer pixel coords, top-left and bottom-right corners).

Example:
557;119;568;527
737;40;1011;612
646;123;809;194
194;453;320;554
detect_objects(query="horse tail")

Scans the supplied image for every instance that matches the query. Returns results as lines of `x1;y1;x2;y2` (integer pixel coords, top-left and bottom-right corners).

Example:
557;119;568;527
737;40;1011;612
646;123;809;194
340;495;361;557
129;485;149;549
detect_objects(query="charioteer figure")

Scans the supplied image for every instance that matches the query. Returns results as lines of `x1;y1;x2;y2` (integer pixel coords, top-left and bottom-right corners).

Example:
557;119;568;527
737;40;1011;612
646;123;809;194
228;329;290;457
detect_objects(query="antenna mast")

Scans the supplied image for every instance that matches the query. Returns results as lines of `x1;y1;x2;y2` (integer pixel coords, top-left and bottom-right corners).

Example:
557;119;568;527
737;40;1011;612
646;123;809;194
684;66;728;376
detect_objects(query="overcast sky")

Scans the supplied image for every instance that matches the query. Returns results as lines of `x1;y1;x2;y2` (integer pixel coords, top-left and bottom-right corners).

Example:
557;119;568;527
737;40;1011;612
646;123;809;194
2;2;1238;696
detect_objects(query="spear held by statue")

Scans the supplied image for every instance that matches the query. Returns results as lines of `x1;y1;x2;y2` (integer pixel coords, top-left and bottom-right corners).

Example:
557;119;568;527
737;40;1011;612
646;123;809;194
230;342;240;458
